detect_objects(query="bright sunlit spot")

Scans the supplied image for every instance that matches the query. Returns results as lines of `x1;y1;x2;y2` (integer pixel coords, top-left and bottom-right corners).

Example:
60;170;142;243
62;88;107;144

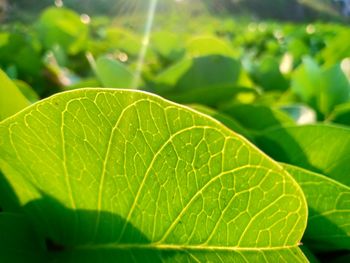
80;13;91;24
55;0;63;8
131;0;158;89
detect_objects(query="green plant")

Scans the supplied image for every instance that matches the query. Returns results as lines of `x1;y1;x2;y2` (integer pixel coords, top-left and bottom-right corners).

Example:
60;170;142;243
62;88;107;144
1;89;309;261
1;6;350;262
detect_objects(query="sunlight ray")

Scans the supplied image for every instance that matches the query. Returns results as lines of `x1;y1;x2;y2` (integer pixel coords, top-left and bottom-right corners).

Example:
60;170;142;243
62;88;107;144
132;0;158;89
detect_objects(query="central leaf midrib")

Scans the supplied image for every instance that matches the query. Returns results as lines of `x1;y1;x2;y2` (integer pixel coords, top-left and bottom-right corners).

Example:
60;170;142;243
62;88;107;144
73;243;300;252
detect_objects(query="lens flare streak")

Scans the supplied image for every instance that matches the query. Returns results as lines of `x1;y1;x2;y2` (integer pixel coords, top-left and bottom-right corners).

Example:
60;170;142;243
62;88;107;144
132;0;158;89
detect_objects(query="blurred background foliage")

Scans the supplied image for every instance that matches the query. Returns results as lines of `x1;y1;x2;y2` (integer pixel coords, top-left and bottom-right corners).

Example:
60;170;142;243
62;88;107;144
0;0;349;125
4;0;350;22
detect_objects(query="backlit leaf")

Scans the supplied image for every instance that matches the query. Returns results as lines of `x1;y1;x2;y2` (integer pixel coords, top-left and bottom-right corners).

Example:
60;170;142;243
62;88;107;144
0;89;307;262
258;124;350;186
0;69;29;121
283;164;350;251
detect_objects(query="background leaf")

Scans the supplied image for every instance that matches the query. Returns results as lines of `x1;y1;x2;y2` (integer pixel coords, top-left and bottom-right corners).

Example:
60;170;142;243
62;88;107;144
36;7;89;55
221;104;295;134
154;55;241;106
283;164;350;252
291;57;350;117
186;36;238;57
95;56;136;89
0;69;29;121
257;124;350;186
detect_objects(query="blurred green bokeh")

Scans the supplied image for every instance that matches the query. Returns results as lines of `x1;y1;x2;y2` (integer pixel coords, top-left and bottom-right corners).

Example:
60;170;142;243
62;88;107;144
5;0;349;22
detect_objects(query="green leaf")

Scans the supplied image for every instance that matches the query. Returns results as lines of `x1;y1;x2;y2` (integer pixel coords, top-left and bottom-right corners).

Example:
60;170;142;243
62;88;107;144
0;68;29;121
247;55;289;91
151;31;185;61
283;164;350;251
189;104;254;142
291;57;321;109
186;36;238;57
0;89;307;261
328;253;350;263
291;57;350;116
0;31;42;77
300;245;320;263
14;80;40;103
257;124;350;186
321;29;350;67
221;104;295;133
328;102;350;126
95;57;136;89
0;213;46;262
0;170;21;212
154;55;241;106
321;64;350;114
104;28;150;58
37;7;88;55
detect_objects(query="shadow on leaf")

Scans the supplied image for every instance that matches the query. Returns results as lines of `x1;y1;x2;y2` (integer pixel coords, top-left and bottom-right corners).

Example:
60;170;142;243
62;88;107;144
0;182;175;262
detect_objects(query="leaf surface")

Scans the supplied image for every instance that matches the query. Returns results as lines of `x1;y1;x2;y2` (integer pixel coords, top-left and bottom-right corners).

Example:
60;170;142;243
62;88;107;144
0;89;307;261
291;57;350;116
283;164;350;251
96;57;135;89
258;124;350;187
189;104;254;142
37;7;88;54
0;69;29;121
154;55;241;106
186;36;238;57
221;104;295;133
247;55;289;91
328;102;350;127
0;213;46;262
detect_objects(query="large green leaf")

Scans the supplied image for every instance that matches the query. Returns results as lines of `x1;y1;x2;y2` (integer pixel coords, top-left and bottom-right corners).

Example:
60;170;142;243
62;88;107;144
257;124;350;186
0;69;29;121
0;89;307;261
153;55;241;106
283;164;350;251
